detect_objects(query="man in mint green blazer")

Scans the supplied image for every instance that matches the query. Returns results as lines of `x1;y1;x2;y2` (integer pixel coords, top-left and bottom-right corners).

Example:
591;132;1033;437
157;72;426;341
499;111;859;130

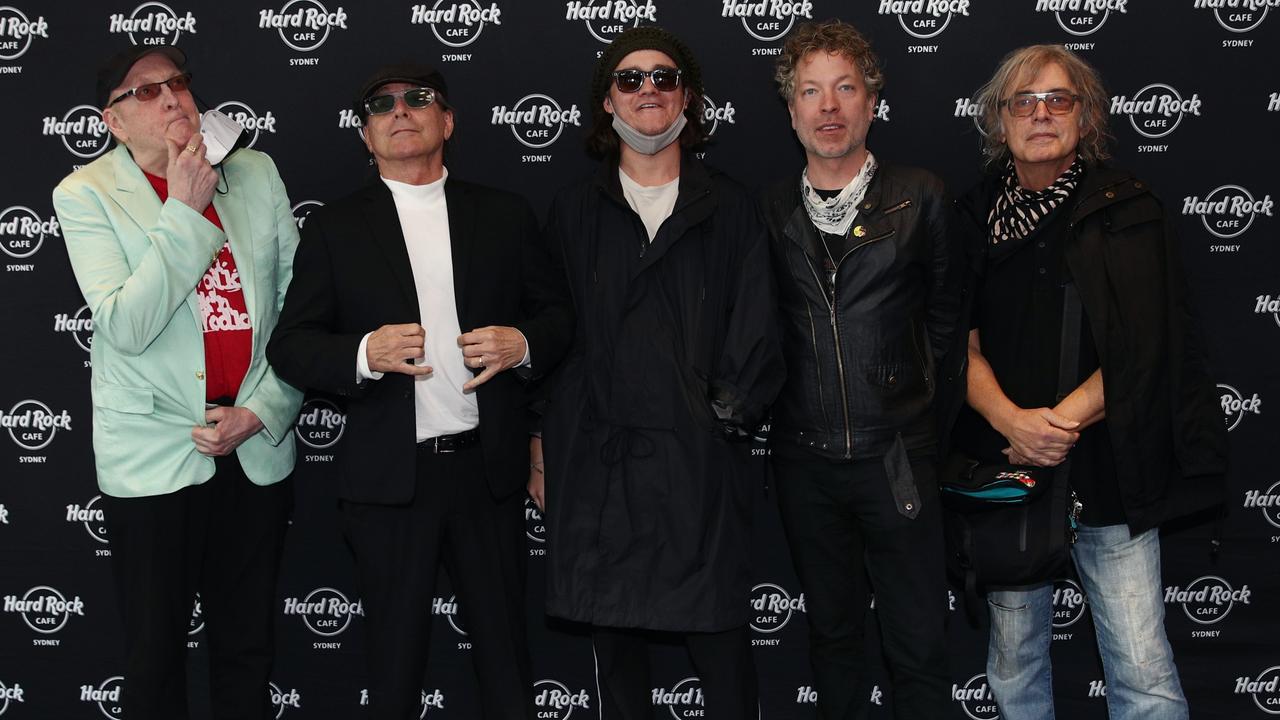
52;45;302;720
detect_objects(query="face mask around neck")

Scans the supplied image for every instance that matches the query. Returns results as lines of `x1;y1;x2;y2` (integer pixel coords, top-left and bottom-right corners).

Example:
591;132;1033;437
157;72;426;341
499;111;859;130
611;112;687;156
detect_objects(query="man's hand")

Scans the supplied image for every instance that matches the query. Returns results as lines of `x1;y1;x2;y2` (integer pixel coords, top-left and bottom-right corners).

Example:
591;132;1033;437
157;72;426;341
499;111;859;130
164;134;218;213
458;326;527;391
996;407;1079;467
367;323;433;376
528;436;545;512
192;406;264;456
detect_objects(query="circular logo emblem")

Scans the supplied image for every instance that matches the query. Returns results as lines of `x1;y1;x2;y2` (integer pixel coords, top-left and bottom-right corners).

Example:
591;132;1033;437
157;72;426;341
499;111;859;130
433;594;467;636
76;495;109;544
952;673;998;720
1053;6;1111;37
294;398;345;449
189;592;204;635
1243;666;1280;715
214;100;275;149
525;497;545;543
52;105;112;160
15;585;81;634
64;305;94;352
657;677;703;720
5;399;69;451
89;676;125;720
737;9;799;42
1122;84;1196;140
291;200;323;230
1249;480;1280;530
121;2;190;46
269;683;301;718
532;679;589;720
0;6;44;61
500;94;577;149
293;587;360;636
895;7;954;39
1177;575;1248;625
271;0;342;52
1211;4;1269;33
749;582;802;634
425;0;494;47
579;0;651;44
0;679;25;714
419;688;445;718
0;206;49;259
1194;185;1264;240
1217;383;1260;432
1052;578;1088;629
701;94;736;137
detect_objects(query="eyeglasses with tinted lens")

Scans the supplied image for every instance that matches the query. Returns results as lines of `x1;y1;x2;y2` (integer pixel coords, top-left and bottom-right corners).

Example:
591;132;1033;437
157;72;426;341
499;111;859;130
364;87;438;116
1002;91;1081;117
612;68;682;94
107;73;192;107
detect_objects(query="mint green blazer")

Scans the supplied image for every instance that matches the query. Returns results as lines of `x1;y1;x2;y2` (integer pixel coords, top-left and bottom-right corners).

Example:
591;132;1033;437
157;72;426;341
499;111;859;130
53;145;303;498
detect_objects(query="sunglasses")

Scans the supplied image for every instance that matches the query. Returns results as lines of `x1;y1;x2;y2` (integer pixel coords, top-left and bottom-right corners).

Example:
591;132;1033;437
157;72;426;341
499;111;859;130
612;68;682;94
364;87;439;116
107;72;192;107
1002;91;1081;117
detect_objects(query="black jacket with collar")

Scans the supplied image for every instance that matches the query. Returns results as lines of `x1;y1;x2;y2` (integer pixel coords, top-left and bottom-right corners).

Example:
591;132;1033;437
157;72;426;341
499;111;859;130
940;163;1228;534
761;164;962;462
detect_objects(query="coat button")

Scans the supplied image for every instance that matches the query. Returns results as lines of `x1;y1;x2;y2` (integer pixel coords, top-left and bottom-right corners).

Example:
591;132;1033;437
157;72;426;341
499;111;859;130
1104;191;1116;199
195;370;205;381
863;202;873;210
888;374;897;385
905;502;914;511
1134;181;1143;189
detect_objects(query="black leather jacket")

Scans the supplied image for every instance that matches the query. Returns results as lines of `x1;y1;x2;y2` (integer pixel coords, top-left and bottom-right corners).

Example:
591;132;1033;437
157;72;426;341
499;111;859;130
762;165;962;461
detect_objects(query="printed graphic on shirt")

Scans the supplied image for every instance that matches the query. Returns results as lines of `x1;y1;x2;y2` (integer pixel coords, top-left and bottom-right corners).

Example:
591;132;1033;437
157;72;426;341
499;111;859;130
197;242;251;333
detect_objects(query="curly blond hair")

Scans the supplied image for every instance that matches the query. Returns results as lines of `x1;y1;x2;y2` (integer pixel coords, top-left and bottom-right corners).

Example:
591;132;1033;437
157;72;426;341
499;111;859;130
775;20;884;103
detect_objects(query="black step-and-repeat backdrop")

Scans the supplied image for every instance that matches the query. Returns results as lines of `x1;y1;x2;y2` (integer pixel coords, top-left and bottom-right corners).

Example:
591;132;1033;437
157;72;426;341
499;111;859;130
1;1;1277;718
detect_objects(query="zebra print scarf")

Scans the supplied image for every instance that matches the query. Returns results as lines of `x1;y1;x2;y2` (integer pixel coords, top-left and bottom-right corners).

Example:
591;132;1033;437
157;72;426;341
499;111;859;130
988;157;1084;254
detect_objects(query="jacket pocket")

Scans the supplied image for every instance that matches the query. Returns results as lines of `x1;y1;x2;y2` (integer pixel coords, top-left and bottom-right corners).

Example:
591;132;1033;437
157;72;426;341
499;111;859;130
93;382;155;415
884;434;921;519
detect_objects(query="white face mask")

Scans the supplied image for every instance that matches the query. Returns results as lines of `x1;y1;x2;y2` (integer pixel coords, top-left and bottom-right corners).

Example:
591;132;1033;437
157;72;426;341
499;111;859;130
611;112;687;156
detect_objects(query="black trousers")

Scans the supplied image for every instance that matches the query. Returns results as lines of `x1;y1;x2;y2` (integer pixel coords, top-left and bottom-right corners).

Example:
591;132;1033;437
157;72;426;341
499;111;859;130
343;443;532;720
772;454;950;720
102;454;292;720
591;625;757;720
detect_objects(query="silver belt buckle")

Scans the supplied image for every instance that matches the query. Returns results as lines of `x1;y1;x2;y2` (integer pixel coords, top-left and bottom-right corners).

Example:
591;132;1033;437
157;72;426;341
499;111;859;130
434;435;454;454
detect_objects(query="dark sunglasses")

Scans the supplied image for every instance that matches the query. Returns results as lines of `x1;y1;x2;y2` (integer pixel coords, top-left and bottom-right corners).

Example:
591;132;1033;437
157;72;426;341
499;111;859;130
364;87;439;116
107;72;192;107
1002;91;1081;117
612;67;682;94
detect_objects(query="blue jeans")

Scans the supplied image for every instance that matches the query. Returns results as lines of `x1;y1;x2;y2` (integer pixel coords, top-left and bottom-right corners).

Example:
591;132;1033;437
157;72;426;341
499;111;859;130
986;524;1187;720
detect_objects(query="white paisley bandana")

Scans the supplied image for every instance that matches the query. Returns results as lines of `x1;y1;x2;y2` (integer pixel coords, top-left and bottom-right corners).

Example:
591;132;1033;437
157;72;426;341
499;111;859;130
801;153;878;236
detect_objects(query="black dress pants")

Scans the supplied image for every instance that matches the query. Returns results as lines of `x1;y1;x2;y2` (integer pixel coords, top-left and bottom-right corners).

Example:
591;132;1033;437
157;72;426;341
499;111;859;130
342;443;532;720
102;454;292;720
772;454;950;720
591;625;757;720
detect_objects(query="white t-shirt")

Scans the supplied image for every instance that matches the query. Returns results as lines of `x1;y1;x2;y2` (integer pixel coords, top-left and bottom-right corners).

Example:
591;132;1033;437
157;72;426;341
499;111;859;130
619;168;679;242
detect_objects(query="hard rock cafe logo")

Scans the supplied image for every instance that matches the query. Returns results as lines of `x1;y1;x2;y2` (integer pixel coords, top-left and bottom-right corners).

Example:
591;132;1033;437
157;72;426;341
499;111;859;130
43;105;112;160
66;495;109;544
0;6;50;62
432;594;467;636
1235;665;1280;715
3;585;86;634
1034;0;1126;36
1217;383;1261;431
2;399;72;451
291;199;324;230
525;498;545;543
80;676;124;720
410;0;501;47
1195;0;1274;34
1258;294;1280;328
359;688;445;717
702;93;738;136
1052;578;1088;628
189;593;204;635
532;679;591;720
0;205;59;259
653;677;703;719
107;2;198;46
1244;480;1280;530
336;107;365;141
0;679;26;714
719;0;814;42
269;682;301;718
563;0;657;44
953;96;986;136
258;0;349;52
282;587;363;636
214;100;278;148
1182;185;1273;240
1165;575;1251;625
1110;84;1202;139
294;398;345;449
749;582;806;633
490;94;582;149
951;673;998;720
53;304;93;352
878;0;972;39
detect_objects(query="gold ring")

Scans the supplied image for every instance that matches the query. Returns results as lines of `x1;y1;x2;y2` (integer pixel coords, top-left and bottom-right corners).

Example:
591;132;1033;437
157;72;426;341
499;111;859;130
186;145;198;154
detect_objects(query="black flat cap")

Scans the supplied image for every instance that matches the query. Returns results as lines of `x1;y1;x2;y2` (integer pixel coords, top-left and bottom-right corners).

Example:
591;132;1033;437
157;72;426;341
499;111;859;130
97;45;187;109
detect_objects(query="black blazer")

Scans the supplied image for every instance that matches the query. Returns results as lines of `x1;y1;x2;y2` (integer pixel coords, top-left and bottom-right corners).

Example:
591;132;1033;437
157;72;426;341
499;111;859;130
267;176;573;503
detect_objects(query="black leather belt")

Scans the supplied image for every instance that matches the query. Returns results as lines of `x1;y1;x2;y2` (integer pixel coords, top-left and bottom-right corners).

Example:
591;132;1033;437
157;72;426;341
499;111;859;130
417;428;480;454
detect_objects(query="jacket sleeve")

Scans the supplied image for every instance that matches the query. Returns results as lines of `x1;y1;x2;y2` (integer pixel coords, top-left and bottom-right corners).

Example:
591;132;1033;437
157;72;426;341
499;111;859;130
237;158;305;444
709;198;786;433
922;178;964;367
265;211;369;398
512;195;575;382
53;179;225;357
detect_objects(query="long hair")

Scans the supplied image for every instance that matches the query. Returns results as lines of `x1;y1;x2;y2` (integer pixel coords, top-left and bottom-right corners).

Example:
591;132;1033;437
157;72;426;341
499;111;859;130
774;20;884;103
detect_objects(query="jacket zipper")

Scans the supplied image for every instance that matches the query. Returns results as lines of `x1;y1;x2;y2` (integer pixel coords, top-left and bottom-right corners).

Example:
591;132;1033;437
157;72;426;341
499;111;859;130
803;302;831;429
910;318;932;392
